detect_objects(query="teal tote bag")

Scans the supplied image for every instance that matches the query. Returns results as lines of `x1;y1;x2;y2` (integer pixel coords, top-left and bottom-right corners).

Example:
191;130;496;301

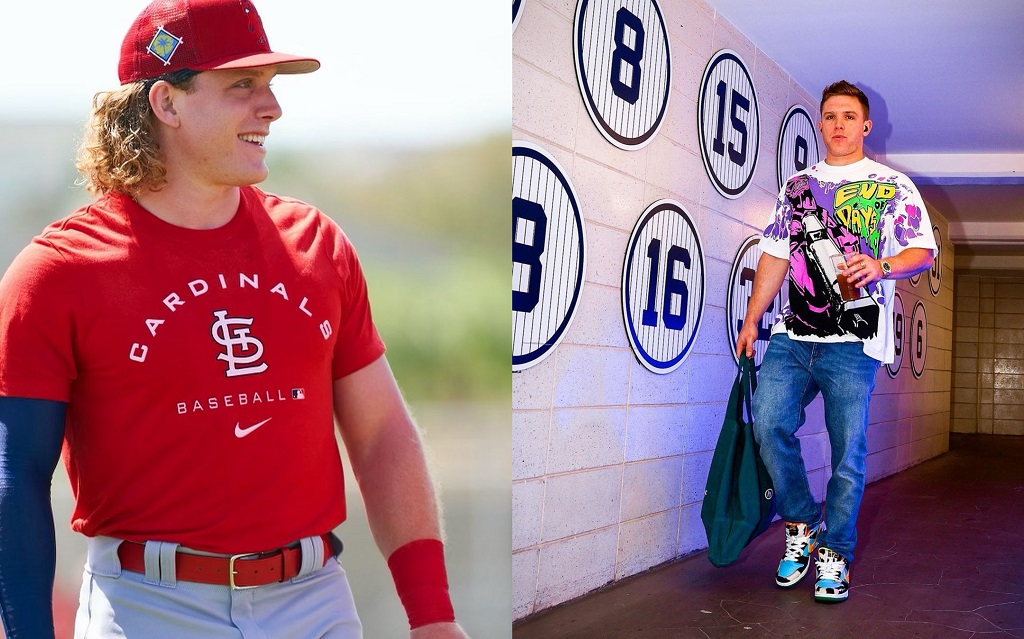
700;353;776;567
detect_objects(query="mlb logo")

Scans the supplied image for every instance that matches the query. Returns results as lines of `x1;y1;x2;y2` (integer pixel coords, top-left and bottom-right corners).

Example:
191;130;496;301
291;388;306;400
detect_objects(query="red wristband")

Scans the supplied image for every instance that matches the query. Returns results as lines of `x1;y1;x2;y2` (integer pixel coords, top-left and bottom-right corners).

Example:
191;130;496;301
386;538;456;629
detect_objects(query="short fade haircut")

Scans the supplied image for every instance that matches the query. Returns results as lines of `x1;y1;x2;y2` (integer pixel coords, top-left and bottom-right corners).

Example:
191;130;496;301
820;80;870;120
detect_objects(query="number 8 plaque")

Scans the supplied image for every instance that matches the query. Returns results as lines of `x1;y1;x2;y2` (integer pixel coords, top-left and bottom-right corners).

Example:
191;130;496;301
512;141;587;372
573;0;671;150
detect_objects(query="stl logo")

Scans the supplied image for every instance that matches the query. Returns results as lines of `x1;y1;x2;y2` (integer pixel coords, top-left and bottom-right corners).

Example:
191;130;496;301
239;1;268;44
147;27;183;65
211;310;268;378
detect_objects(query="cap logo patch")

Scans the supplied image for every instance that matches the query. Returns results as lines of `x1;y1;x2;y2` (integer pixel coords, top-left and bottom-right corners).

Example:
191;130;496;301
239;1;268;45
147;27;183;66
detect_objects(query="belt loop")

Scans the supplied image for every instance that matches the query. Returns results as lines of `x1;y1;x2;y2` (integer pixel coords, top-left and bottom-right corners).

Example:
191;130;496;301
143;541;161;585
296;535;325;579
158;541;179;587
142;541;180;587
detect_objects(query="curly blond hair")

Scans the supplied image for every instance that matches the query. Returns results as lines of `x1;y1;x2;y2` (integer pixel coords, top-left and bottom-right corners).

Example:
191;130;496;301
76;70;198;196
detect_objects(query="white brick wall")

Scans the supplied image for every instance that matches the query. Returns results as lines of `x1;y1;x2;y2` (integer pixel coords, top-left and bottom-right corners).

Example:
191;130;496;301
513;0;954;619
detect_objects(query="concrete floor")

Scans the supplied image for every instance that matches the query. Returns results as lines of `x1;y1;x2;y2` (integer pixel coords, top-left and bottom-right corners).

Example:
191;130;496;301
514;434;1024;639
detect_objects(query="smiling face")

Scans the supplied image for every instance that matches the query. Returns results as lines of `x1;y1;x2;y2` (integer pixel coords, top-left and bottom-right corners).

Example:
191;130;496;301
819;95;871;166
159;67;283;189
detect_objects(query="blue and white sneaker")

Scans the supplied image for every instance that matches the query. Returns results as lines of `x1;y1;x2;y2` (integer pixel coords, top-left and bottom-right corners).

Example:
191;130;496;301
814;547;850;602
775;521;824;588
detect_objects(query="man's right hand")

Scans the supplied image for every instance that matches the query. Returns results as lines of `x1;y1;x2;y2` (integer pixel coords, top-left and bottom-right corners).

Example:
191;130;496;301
734;253;789;361
735;322;759;360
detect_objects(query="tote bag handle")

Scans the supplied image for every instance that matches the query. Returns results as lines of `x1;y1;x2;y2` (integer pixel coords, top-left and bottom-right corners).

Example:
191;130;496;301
734;353;757;425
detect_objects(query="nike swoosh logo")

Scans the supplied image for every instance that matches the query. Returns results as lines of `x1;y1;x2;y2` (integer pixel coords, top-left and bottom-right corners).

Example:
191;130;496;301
234;418;272;438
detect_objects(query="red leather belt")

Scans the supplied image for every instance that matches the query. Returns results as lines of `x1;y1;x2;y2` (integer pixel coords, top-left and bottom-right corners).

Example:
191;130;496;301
117;534;332;589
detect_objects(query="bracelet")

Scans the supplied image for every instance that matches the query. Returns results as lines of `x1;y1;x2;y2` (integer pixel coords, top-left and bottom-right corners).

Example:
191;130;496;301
386;538;456;629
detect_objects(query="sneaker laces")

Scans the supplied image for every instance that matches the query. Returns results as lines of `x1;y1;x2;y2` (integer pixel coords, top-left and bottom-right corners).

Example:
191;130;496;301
781;524;811;562
817;554;846;583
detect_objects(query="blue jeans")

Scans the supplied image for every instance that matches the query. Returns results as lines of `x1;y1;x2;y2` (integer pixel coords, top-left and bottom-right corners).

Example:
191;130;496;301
751;334;879;562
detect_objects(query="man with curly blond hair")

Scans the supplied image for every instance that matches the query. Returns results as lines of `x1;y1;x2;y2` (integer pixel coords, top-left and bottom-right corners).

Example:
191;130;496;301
0;1;468;637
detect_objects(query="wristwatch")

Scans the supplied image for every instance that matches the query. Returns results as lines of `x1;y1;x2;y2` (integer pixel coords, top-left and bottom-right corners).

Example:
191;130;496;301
880;260;893;279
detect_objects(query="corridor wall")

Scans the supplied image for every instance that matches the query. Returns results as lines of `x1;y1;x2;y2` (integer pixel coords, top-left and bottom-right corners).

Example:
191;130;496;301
512;0;953;620
952;274;1024;436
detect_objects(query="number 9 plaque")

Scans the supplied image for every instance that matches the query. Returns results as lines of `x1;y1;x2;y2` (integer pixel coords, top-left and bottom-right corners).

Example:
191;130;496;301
886;291;905;378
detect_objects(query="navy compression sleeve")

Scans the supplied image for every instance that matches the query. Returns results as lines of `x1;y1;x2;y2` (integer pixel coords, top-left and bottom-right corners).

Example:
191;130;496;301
0;397;66;639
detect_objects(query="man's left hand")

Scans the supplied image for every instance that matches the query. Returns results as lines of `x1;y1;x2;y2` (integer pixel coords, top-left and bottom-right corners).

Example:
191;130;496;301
845;253;882;287
410;622;470;638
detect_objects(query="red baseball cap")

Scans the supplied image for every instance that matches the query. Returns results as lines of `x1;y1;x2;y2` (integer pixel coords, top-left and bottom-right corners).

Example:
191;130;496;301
118;0;320;84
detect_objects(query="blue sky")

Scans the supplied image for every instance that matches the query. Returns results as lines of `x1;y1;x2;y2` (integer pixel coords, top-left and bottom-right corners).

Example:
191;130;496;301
4;1;510;147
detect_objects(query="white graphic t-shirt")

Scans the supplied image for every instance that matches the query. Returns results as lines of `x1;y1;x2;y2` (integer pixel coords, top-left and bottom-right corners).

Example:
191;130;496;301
759;158;937;363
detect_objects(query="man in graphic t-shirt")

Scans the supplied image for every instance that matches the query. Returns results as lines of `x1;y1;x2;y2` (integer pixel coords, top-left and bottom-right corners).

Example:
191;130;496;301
0;1;468;637
735;80;936;603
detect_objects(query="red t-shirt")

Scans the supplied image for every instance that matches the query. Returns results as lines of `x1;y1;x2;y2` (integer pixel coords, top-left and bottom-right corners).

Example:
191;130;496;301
0;187;385;553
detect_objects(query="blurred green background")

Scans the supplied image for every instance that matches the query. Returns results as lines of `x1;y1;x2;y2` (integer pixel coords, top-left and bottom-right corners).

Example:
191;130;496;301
264;135;510;403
